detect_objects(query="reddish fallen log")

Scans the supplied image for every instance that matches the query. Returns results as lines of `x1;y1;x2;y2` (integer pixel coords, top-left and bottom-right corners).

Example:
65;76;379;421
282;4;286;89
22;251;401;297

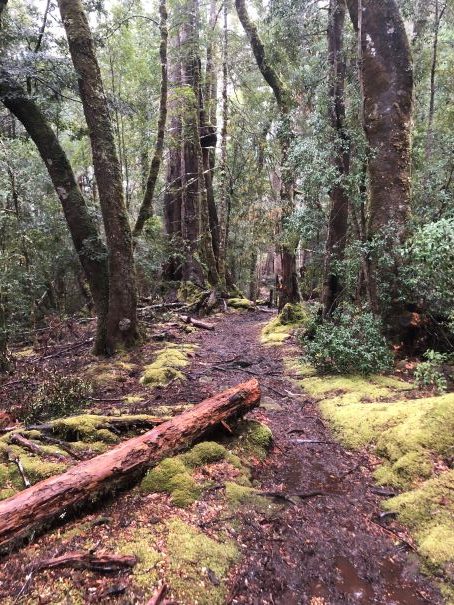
36;551;137;573
0;378;260;550
179;314;215;331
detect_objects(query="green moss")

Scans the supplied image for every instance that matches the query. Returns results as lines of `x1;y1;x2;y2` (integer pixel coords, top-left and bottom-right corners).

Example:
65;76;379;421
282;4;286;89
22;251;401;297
123;395;144;404
182;442;227;467
0;463;9;487
13;347;35;359
178;281;206;305
166;518;239;605
140;457;200;507
261;303;310;345
141;345;196;388
383;471;454;571
232;420;272;460
85;360;138;385
9;453;67;485
0;488;16;500
117;529;162;590
228;297;254;310
225;482;263;506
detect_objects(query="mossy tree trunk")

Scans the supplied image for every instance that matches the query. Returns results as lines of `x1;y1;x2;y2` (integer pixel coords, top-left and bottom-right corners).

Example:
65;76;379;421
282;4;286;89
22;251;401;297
346;0;413;315
133;0;168;240
57;0;139;353
322;0;350;317
0;71;110;353
235;0;300;310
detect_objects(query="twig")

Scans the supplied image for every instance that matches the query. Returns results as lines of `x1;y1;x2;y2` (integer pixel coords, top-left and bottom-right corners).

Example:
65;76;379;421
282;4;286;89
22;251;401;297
10;433;67;461
40;338;93;361
147;584;168;605
35;552;138;573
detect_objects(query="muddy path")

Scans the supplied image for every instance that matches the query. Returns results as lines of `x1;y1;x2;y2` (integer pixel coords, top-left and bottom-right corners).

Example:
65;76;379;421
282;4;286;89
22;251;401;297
0;309;444;604
190;310;442;605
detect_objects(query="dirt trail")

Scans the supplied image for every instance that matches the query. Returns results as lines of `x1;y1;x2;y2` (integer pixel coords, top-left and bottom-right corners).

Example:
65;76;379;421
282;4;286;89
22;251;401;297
193;310;442;605
0;310;444;604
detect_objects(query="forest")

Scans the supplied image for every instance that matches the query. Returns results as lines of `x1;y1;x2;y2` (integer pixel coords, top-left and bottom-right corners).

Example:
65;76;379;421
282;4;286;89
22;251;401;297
0;0;453;603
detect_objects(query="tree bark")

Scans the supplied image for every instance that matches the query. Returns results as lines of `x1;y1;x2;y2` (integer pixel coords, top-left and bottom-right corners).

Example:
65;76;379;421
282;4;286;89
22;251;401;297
133;0;168;239
235;0;300;309
346;0;413;314
322;0;350;317
0;379;260;550
218;0;229;288
0;71;110;352
57;0;139;353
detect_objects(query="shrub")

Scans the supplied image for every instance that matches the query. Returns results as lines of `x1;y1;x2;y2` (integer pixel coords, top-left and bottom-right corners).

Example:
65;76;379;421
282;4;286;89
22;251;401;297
414;349;448;393
300;309;393;375
19;371;92;424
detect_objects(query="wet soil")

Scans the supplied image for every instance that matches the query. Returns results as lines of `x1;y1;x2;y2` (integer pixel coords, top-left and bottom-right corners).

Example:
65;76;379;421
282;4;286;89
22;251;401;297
0;310;444;604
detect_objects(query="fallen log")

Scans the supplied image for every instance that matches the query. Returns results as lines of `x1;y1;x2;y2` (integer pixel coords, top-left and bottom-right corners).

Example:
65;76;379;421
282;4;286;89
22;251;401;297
179;314;215;331
36;551;137;573
0;379;260;550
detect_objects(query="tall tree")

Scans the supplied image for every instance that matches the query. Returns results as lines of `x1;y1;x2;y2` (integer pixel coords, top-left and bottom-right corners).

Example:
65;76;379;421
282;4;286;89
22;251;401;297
57;0;139;352
235;0;300;310
0;0;110;353
346;0;413;313
133;0;168;239
322;0;350;316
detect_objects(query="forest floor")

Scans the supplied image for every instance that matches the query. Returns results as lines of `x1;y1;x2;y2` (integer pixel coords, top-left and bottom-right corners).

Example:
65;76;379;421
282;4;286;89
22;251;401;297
0;309;448;604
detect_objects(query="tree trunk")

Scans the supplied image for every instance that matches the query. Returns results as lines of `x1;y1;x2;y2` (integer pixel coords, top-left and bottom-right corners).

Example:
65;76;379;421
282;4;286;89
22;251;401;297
57;0;139;353
163;29;184;281
133;0;168;239
0;379;260;550
0;71;110;352
218;0;229;288
235;0;300;309
346;0;413;314
322;0;350;317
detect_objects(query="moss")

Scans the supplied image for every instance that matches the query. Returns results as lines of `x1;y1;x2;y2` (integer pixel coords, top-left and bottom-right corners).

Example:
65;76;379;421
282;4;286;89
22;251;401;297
261;303;310;345
0;463;9;487
228;297;254;310
232;420;272;460
178;281;206;305
225;482;264;506
117;528;162;590
182;442;227;467
85;360;138;385
9;453;67;485
141;345;195;388
0;488;16;500
166;518;239;605
140;457;200;507
383;471;454;571
123;395;144;404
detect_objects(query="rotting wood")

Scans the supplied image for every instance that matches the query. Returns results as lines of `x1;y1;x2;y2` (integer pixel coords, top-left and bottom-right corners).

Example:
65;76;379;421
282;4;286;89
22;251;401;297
179;314;215;330
9;433;67;461
35;551;137;573
0;379;260;550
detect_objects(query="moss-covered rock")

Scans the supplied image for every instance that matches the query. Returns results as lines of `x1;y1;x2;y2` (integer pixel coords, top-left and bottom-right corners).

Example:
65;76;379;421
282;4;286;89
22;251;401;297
166;518;239;605
231;420;273;460
140;456;200;507
228;297;254;310
182;442;227;467
261;303;310;345
141;345;196;388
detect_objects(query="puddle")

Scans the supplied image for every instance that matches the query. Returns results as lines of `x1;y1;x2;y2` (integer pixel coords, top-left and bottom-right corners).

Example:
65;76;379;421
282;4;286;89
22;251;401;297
379;559;427;605
335;557;374;603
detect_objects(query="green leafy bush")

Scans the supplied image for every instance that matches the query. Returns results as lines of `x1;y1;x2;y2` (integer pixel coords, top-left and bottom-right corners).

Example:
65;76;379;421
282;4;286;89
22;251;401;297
414;350;448;393
300;310;393;375
19;371;92;424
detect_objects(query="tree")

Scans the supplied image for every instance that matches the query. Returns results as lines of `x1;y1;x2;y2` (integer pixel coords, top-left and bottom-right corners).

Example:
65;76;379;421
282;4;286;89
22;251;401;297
322;0;350;317
346;0;413;314
235;0;300;310
57;0;139;352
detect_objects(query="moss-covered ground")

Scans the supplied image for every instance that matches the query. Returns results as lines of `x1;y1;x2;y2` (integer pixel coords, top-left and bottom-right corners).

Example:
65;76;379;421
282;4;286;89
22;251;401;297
291;357;454;596
141;344;196;387
261;303;310;345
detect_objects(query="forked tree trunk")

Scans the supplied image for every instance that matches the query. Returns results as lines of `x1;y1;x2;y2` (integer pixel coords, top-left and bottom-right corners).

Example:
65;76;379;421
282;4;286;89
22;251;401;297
58;0;139;353
133;0;168;239
235;0;300;310
322;0;350;317
346;0;413;314
0;379;260;550
0;72;110;352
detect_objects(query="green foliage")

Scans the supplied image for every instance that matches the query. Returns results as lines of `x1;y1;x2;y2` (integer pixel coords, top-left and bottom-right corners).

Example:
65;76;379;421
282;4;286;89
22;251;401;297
414;349;448;392
301;309;393;375
19;371;92;424
403;218;454;315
